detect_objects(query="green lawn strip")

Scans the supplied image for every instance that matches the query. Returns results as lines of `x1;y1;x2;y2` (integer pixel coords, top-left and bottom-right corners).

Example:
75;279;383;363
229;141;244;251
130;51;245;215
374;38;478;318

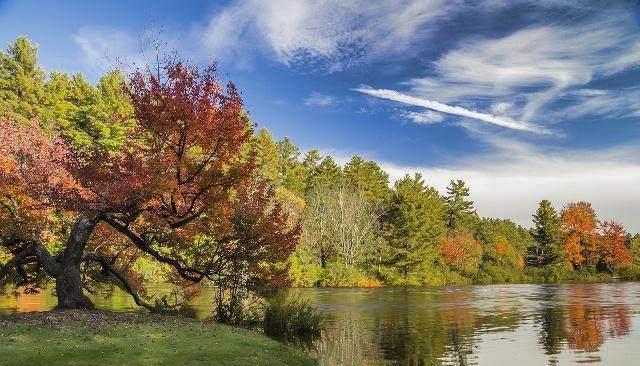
0;311;316;366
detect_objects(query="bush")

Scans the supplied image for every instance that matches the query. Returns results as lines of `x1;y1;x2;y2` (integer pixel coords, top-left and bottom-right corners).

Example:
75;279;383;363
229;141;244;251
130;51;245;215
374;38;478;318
263;295;323;339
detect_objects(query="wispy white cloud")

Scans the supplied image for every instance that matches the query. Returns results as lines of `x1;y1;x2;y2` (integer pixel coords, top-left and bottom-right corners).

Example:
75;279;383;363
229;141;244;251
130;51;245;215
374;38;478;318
401;110;444;125
304;92;336;107
73;27;141;73
201;0;455;71
555;88;640;120
355;87;550;134
407;16;640;123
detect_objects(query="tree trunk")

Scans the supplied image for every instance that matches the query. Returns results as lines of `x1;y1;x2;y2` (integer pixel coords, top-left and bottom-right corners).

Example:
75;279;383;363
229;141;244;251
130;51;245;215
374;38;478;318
55;214;99;309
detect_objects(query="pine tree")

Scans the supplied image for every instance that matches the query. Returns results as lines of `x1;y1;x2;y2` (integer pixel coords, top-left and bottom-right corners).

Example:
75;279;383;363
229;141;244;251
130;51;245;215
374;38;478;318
306;156;342;193
251;129;279;181
276;137;306;194
444;179;476;231
0;36;46;122
383;174;446;283
530;200;563;267
343;155;391;204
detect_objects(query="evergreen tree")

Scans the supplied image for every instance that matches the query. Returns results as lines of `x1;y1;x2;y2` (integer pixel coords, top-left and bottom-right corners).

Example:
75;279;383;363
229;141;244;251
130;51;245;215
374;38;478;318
306;156;342;193
383;174;446;283
251;128;279;181
444;179;476;231
343;155;391;204
276;137;306;194
529;200;563;267
302;149;321;169
0;36;46;122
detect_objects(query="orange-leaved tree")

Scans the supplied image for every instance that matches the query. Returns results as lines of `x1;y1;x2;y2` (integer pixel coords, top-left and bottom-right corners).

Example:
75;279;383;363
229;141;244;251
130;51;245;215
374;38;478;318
598;221;630;272
0;58;300;309
561;201;599;268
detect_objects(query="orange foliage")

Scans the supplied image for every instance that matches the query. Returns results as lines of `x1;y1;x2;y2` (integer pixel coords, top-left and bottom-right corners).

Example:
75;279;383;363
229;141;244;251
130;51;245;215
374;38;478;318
439;231;481;268
561;202;598;267
599;221;630;269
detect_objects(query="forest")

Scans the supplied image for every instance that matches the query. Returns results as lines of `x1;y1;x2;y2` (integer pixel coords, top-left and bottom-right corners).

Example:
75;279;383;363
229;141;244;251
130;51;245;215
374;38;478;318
2;35;640;305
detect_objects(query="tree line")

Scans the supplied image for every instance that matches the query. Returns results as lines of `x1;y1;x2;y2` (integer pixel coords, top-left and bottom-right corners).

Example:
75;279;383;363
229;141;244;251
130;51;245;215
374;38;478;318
249;127;640;286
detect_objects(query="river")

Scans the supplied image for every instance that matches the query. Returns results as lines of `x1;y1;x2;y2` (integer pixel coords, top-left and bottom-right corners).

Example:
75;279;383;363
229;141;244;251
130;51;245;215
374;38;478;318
2;282;640;365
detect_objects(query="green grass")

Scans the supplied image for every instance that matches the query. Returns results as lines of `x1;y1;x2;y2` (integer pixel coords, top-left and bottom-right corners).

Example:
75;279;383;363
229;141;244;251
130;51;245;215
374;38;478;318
0;310;316;366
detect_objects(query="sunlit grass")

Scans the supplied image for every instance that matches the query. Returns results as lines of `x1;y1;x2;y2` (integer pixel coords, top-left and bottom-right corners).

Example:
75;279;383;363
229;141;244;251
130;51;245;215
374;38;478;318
0;311;315;366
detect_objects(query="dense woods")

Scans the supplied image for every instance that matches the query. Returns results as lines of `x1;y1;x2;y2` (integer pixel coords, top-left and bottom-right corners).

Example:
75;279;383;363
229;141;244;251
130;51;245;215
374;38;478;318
2;36;640;312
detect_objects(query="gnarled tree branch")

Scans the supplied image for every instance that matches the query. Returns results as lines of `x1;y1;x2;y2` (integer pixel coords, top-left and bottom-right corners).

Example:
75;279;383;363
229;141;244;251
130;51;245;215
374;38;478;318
82;253;154;311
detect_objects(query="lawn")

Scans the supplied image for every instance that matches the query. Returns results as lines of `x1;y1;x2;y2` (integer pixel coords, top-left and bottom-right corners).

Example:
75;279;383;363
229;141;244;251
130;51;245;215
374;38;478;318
0;310;316;366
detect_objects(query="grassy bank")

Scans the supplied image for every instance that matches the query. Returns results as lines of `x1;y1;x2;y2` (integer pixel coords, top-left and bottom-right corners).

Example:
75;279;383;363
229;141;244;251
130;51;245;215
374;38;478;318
0;310;316;366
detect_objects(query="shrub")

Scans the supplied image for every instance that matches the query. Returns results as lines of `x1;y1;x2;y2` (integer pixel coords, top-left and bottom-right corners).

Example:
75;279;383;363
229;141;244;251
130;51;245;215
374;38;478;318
263;295;323;339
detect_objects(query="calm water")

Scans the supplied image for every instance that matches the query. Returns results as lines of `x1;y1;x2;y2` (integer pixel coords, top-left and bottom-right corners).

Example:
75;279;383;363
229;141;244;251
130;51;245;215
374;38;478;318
3;283;640;365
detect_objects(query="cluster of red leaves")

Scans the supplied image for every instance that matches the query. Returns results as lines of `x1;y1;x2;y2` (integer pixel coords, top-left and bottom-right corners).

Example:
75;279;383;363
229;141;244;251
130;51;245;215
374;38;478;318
599;221;630;268
561;201;630;269
438;231;481;267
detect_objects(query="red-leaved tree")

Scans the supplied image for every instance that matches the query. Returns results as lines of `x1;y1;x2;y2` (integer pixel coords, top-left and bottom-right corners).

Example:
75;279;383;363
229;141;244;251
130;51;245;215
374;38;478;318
0;59;300;309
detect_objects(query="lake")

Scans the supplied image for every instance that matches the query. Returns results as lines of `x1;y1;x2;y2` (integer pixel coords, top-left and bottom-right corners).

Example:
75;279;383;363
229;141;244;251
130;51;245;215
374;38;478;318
2;282;640;365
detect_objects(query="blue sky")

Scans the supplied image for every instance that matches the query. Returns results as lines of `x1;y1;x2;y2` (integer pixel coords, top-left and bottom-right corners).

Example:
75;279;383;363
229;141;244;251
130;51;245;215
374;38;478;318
2;0;640;230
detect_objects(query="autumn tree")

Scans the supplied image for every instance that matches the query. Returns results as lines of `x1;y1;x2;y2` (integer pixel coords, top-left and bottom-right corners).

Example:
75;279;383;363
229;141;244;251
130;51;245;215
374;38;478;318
529;200;563;267
438;231;482;273
561;201;598;268
0;58;299;309
598;221;630;273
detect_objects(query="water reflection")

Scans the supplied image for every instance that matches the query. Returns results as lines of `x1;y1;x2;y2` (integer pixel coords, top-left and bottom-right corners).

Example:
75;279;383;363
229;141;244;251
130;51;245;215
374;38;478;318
294;284;640;365
2;283;640;365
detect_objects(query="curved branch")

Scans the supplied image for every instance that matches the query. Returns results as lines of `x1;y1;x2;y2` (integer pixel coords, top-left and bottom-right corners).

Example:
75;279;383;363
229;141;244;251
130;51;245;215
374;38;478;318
82;253;154;311
0;245;34;281
101;214;207;283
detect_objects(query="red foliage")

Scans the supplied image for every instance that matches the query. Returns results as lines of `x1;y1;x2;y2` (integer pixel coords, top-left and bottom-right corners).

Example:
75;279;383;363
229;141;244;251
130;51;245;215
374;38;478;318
439;231;481;267
599;221;630;269
0;59;299;306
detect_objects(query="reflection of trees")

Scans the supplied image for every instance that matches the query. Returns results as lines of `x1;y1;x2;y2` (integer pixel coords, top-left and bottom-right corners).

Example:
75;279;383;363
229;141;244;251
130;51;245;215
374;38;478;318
535;285;633;361
375;299;449;365
309;285;634;366
315;310;386;366
537;288;567;357
440;290;477;366
552;285;631;355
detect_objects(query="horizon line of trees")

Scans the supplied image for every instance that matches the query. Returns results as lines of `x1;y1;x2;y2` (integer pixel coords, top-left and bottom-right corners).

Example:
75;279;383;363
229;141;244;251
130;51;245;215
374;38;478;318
249;126;640;286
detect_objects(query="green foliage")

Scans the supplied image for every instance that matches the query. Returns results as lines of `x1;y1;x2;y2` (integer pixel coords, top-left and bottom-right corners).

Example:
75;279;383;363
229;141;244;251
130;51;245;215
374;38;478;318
0;36;46;122
0;37;135;152
306;156;342;193
444;179;476;231
251;129;280;181
343;155;391;204
382;173;446;284
277;137;307;194
529;200;564;267
318;262;369;287
264;294;323;339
